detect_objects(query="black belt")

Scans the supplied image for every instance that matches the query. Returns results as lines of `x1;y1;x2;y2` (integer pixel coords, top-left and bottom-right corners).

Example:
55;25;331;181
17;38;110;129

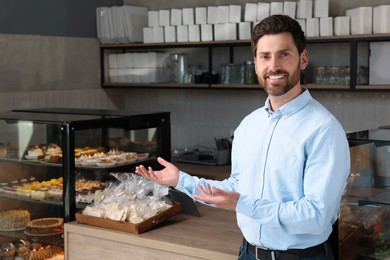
244;238;326;260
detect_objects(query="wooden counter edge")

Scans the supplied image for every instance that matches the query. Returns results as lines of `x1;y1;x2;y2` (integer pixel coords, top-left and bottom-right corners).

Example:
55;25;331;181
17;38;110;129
64;222;237;260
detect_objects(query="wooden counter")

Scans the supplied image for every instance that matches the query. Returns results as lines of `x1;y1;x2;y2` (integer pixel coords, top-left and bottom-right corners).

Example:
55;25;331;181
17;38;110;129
175;162;231;181
64;203;242;260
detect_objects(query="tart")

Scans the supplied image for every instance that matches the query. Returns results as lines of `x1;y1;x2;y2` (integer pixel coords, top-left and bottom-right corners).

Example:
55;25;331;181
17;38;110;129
26;217;64;235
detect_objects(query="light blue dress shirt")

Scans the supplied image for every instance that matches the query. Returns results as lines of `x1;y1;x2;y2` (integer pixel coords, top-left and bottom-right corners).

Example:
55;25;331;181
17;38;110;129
176;89;350;250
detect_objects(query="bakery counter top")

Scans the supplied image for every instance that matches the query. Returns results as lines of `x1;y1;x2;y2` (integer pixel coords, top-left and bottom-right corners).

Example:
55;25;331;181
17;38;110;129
175;162;231;181
64;203;242;260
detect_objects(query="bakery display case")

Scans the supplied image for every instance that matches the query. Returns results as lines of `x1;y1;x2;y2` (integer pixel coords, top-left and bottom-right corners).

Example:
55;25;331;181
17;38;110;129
343;126;390;259
0;110;170;258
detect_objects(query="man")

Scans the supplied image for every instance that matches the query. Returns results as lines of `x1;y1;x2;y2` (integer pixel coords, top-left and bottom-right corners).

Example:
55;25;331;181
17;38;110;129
136;15;350;260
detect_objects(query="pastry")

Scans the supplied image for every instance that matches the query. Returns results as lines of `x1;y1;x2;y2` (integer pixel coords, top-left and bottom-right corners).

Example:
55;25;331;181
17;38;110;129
0;209;30;230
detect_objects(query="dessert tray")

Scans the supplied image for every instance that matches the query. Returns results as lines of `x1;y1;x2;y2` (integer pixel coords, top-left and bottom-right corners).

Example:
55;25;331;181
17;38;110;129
0;227;25;232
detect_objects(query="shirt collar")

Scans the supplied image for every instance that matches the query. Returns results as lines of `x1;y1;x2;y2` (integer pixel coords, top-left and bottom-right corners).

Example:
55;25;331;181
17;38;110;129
264;89;312;119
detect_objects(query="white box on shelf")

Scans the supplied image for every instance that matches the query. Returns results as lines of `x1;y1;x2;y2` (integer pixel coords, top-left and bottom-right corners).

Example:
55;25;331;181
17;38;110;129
116;68;126;83
229;5;241;23
108;53;118;69
148;11;159;27
132;68;141;83
306;17;319;37
201;24;213;41
153;27;164;43
369;42;390;85
143;27;154;43
257;3;270;22
183;8;195;25
314;0;328;18
122;5;148;43
296;19;306;35
124;68;133;83
239;22;251;40
320;17;333;36
373;5;390;34
123;53;134;68
116;53;126;68
218;6;229;24
207;6;219;24
334;16;350;36
195;7;207;25
135;53;148;68
283;1;297;18
159;10;170;26
189;25;200;42
270;2;284;15
164;26;176;42
297;0;313;19
109;68;118;83
171;9;182;26
177;25;189;42
346;7;372;35
244;3;258;22
215;23;237;41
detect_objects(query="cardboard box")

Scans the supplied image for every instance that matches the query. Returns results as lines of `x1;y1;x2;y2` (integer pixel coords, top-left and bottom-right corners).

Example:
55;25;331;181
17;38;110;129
188;25;200;42
183;8;195;25
201;24;213;41
334;16;350;36
283;1;297;18
270;2;284;15
177;25;189;42
195;7;207;25
257;3;270;22
159;10;170;27
370;42;390;84
306;18;319;37
164;26;176;43
76;202;181;234
207;6;219;24
320;17;333;36
171;9;182;26
148;11;159;27
245;3;258;22
257;2;271;21
218;6;229;23
239;22;252;40
143;27;154;43
296;19;306;35
229;5;241;23
346;7;372;35
373;5;390;34
314;0;329;18
297;0;313;19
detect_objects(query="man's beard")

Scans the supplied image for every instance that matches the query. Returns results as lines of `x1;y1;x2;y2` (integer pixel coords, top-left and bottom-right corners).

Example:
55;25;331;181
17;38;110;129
258;64;301;97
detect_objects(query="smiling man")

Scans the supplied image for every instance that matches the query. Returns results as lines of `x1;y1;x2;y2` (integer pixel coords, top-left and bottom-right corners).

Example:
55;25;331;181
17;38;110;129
136;15;350;260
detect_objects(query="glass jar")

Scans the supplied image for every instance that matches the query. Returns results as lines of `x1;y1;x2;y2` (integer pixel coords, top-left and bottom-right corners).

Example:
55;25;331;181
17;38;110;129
314;66;326;85
329;66;340;85
357;66;368;85
243;61;257;84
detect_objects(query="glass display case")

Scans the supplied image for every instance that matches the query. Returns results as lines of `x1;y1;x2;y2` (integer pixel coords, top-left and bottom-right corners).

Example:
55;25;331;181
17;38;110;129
342;126;390;259
0;110;170;252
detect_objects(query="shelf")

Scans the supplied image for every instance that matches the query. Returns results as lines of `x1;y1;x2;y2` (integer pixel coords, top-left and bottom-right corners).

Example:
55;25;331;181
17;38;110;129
0;192;63;206
100;34;390;91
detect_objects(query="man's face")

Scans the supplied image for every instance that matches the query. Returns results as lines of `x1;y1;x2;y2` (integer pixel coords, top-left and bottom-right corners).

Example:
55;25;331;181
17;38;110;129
254;32;308;96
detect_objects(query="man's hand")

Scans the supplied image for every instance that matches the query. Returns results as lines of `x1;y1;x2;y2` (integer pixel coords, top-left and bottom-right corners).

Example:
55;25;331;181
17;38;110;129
135;157;180;187
193;183;240;210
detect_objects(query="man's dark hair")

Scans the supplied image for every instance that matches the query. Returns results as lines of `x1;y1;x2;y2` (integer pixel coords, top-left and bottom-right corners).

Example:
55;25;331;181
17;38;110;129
251;15;306;57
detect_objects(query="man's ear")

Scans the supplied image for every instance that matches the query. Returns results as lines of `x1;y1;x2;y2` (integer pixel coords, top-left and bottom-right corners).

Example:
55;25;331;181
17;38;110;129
300;49;309;70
